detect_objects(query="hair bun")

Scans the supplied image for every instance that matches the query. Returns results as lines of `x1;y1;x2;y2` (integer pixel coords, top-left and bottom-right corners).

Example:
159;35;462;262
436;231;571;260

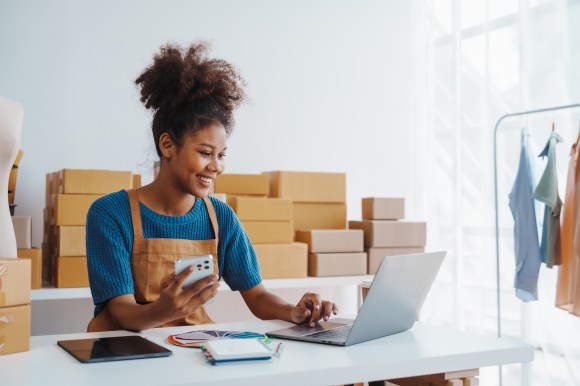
135;42;245;125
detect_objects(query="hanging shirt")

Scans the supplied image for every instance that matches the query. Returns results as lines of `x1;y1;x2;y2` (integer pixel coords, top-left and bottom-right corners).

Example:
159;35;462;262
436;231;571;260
533;131;563;268
556;138;579;311
569;133;580;317
509;128;542;301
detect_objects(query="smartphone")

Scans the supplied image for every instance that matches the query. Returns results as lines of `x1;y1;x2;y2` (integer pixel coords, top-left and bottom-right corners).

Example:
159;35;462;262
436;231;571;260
175;255;214;289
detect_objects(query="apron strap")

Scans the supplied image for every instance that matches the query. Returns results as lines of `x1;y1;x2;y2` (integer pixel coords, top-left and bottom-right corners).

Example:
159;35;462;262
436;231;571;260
127;189;144;240
203;197;219;239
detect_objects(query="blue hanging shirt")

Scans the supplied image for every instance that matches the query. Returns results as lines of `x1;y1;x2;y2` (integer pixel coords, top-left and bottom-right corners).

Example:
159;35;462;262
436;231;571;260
508;128;542;301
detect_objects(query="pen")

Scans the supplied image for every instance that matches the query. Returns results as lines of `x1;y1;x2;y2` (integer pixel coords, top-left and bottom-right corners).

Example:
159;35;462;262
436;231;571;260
274;342;284;359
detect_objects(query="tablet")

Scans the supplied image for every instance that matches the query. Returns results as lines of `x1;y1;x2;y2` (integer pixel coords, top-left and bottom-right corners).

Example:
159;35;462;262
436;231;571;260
57;335;172;363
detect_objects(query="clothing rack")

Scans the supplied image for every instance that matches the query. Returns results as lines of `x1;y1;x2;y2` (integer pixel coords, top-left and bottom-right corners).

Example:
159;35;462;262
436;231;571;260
493;102;580;340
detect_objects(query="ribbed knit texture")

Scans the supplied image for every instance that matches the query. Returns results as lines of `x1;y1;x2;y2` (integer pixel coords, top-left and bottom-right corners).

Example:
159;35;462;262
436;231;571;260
86;190;261;316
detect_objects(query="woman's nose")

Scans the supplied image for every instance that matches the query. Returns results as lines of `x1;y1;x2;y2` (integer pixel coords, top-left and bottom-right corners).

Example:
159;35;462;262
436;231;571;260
208;159;223;173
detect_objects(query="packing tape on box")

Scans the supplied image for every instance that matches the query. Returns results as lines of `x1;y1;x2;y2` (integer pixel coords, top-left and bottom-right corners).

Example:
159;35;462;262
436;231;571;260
0;313;15;330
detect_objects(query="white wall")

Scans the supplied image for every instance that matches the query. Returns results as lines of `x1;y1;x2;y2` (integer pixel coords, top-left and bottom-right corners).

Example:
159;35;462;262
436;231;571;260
0;0;413;248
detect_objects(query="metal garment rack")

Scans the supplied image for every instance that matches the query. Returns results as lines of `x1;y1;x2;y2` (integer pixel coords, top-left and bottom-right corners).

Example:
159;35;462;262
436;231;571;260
493;102;580;340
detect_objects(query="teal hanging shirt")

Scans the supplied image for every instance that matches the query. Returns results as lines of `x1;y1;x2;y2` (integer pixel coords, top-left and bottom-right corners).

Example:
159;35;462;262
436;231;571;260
533;131;563;268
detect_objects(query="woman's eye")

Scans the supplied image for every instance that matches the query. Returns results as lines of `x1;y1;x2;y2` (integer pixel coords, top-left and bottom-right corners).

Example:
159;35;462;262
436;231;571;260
218;153;226;159
200;151;211;157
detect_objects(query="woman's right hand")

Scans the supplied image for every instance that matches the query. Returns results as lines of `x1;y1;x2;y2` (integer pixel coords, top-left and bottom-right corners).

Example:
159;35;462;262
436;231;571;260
155;266;219;322
106;267;219;331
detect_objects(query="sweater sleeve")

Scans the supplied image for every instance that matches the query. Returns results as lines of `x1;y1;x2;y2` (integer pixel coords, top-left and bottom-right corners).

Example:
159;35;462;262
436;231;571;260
86;198;135;307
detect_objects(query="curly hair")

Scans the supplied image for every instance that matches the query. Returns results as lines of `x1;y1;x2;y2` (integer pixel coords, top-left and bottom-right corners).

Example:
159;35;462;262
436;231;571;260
135;42;246;158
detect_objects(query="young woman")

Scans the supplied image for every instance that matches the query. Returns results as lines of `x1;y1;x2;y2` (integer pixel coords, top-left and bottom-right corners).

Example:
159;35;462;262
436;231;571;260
86;42;338;332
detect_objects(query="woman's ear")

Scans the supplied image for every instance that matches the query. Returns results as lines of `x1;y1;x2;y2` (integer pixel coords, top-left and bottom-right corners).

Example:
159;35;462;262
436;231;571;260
158;133;174;159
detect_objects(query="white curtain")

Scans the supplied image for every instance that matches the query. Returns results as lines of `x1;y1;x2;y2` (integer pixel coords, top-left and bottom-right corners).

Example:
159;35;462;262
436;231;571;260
409;0;580;384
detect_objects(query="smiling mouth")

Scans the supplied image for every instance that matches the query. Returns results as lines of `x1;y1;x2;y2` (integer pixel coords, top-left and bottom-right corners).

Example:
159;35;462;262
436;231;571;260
197;175;213;184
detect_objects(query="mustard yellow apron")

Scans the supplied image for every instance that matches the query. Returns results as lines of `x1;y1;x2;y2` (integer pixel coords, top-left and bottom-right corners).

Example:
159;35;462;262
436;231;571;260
87;189;219;332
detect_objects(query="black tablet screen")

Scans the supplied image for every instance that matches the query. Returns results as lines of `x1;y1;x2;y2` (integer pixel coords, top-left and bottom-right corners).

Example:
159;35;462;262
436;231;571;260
57;335;172;363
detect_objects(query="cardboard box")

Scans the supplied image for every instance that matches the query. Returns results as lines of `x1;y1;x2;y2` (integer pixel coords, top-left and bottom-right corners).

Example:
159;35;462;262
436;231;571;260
349;220;427;248
17;249;42;289
45;173;52;208
308;252;367;277
366;247;426;274
241;221;294;244
293;203;347;231
56;226;86;257
228;197;292;222
362;197;405;220
55;256;89;288
49;171;60;206
0;304;30;355
53;194;102;226
360;280;372;302
59;169;133;194
264;171;346;203
295;229;364;253
42;241;54;286
11;216;31;249
214;174;270;196
253;243;308;279
0;258;31;307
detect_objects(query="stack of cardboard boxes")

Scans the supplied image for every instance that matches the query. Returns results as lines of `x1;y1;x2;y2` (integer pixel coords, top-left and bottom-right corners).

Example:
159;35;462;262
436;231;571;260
296;229;366;276
43;169;138;287
12;213;41;289
214;174;308;279
0;258;31;355
265;171;347;231
9;149;42;289
264;171;367;276
349;197;426;274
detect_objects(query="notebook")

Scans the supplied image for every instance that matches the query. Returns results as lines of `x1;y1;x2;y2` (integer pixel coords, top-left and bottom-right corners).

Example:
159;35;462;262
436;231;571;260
201;338;274;365
266;251;446;346
57;335;172;363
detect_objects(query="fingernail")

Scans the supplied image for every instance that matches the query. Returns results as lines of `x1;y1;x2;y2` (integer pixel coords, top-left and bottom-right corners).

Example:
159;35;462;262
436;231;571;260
315;304;320;310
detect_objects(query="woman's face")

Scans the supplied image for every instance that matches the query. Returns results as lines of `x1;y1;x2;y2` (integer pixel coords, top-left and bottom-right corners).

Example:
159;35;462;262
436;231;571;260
169;121;227;198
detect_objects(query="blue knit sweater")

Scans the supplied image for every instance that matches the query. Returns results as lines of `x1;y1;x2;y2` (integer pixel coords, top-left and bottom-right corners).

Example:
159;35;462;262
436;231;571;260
86;190;262;316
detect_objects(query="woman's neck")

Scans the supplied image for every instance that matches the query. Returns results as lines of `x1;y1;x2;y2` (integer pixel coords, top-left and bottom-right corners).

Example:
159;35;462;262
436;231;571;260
137;178;196;216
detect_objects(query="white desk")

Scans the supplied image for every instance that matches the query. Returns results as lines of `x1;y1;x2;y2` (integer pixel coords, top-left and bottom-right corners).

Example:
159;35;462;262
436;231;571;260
0;320;533;386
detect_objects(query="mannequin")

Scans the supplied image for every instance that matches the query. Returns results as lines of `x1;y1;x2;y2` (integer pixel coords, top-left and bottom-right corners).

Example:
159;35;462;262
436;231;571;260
0;95;23;258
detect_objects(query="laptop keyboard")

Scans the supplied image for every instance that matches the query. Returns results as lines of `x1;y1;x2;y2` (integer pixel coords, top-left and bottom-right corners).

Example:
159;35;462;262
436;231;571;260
308;326;351;341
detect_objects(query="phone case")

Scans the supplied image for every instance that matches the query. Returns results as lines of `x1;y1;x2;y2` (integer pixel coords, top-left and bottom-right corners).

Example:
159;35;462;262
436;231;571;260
175;255;214;289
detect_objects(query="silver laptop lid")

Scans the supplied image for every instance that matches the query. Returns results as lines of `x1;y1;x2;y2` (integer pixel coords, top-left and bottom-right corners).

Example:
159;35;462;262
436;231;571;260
345;251;446;345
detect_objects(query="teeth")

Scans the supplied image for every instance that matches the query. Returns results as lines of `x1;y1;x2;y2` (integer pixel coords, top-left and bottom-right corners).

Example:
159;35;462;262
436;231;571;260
198;176;213;184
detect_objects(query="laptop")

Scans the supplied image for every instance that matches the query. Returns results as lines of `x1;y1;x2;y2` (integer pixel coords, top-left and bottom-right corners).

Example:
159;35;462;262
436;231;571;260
266;251;446;346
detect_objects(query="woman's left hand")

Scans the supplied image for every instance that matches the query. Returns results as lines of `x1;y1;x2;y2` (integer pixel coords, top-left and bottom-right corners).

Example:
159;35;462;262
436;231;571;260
291;292;338;327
